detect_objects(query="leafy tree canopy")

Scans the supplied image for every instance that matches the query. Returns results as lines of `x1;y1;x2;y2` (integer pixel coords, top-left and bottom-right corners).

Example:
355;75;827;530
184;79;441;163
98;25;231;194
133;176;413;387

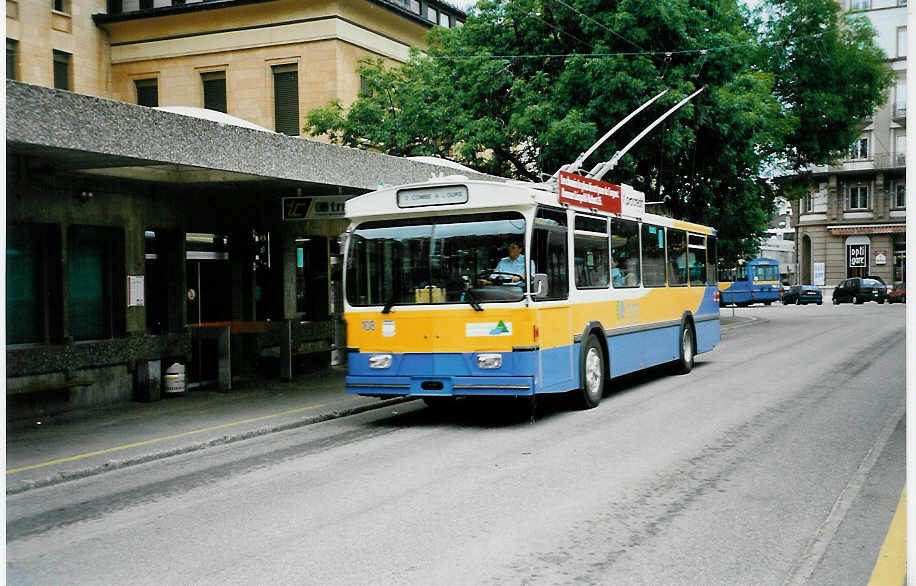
306;0;891;265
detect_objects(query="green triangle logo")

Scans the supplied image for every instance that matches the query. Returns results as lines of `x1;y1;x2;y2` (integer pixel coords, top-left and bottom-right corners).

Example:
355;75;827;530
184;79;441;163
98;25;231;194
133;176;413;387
490;320;509;334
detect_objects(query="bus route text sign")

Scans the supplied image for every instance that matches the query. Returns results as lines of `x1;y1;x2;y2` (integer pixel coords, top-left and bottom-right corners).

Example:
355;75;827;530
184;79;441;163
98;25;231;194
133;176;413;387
558;171;621;214
397;185;468;208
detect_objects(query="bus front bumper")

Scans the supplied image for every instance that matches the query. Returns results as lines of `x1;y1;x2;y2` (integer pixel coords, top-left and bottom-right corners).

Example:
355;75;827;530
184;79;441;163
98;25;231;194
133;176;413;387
345;375;535;398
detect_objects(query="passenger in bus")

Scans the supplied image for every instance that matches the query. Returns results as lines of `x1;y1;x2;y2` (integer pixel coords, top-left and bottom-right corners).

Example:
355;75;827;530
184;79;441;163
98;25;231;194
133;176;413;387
480;240;535;286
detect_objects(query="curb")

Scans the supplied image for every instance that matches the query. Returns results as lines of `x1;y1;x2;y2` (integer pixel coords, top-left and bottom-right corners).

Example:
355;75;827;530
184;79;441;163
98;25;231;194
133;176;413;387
7;396;414;495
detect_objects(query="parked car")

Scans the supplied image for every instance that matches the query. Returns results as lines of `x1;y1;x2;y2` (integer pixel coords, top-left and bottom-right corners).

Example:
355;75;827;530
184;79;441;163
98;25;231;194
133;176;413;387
887;282;906;304
832;277;886;305
782;285;823;305
865;275;889;295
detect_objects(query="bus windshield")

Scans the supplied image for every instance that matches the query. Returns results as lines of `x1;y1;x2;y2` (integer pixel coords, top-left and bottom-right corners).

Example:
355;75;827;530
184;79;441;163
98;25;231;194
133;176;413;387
752;264;779;281
346;212;528;307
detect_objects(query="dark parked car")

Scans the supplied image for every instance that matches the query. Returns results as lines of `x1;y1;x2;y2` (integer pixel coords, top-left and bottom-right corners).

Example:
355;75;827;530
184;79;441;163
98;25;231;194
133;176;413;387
865;275;889;296
782;285;823;305
887;282;906;304
832;278;886;305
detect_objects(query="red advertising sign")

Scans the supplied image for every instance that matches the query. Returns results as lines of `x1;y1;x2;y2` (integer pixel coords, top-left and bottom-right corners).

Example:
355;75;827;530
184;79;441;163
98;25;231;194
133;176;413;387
558;171;621;214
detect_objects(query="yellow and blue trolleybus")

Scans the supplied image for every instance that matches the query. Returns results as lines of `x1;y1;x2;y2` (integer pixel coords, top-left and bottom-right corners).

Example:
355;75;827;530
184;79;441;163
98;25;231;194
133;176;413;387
342;172;720;409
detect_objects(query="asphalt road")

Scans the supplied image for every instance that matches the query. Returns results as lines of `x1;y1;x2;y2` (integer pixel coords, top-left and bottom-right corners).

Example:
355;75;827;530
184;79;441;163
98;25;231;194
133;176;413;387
7;303;905;585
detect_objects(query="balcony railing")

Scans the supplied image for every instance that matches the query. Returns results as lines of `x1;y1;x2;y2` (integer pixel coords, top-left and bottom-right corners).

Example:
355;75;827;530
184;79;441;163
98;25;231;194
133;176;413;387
873;152;906;169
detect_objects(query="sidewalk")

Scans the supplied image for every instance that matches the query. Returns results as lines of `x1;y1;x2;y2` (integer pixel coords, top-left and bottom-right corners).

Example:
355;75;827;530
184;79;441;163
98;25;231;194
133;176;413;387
6;314;758;495
6;367;407;494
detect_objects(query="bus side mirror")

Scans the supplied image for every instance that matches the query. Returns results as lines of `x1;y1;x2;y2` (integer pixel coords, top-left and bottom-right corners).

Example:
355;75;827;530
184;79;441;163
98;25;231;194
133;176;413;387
532;273;548;298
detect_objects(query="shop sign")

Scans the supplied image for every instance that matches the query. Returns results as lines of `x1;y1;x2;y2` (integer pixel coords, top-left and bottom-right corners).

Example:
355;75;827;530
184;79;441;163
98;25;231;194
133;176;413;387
847;244;868;268
875;251;887;265
282;196;348;220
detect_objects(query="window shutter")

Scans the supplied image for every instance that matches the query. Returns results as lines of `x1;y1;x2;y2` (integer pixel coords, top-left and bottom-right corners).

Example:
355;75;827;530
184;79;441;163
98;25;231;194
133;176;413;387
202;72;227;113
135;78;158;107
7;39;16;80
53;50;69;90
273;65;300;136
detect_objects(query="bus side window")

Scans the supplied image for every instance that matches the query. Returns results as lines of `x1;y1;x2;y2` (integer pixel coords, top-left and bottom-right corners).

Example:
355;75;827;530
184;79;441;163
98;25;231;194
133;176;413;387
707;236;718;285
667;228;688;286
611;218;640;287
532;207;568;300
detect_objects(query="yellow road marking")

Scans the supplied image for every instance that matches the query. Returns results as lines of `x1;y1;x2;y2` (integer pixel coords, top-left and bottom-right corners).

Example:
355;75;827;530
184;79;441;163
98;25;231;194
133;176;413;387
7;403;325;475
867;485;906;586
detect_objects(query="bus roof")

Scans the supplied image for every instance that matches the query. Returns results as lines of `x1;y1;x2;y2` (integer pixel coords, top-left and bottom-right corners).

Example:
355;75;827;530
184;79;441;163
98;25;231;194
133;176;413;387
345;175;716;235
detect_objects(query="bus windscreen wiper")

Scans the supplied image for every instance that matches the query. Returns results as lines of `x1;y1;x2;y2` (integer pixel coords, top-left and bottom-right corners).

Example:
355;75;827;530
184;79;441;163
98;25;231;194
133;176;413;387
381;292;398;314
464;287;484;312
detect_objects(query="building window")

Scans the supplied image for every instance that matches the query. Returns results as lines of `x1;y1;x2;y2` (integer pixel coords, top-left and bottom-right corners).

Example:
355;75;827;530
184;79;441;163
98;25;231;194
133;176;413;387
895;73;906;117
893;235;905;283
53;50;70;90
847;185;869;210
139;0;153;9
895;132;906;166
202;71;227;113
848;137;869;160
272;64;300;136
439;11;451;27
68;226;123;341
802;193;813;213
849;0;869;8
898;27;907;58
7;39;16;80
135;78;158;107
426;5;437;21
894;182;906;208
52;0;70;13
144;229;169;334
6;224;61;344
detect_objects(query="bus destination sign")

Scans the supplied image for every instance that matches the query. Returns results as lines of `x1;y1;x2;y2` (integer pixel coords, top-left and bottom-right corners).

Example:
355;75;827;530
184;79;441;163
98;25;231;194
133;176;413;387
397;185;469;208
558;171;621;214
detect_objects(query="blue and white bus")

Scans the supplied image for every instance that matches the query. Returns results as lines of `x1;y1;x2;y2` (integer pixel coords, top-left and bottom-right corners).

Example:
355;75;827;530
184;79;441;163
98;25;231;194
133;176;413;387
718;257;782;307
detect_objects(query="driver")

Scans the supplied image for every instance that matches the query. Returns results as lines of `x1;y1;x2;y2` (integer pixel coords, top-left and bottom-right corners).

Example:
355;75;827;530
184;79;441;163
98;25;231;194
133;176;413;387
481;240;535;286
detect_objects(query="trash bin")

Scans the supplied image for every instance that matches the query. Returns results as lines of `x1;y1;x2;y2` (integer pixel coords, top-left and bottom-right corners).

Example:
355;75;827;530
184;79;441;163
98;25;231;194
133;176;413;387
164;362;186;396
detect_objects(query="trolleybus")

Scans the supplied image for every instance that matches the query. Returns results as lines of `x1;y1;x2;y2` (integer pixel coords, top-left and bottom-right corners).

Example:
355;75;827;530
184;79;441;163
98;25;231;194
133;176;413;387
717;257;782;307
342;173;720;409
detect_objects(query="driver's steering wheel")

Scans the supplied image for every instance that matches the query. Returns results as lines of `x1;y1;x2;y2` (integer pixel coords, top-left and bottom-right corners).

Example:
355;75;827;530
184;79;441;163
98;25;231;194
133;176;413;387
476;270;523;285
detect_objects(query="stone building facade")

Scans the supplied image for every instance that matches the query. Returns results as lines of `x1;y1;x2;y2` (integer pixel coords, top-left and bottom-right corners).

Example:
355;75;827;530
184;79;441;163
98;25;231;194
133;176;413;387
789;0;906;292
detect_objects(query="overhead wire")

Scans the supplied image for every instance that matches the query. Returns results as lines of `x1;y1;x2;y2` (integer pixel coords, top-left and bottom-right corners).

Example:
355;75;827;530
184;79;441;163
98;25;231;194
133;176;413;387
430;32;817;60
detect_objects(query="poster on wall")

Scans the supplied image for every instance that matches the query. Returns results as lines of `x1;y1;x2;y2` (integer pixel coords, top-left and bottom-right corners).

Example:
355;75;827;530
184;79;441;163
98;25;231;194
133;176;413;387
128;275;145;307
813;262;825;286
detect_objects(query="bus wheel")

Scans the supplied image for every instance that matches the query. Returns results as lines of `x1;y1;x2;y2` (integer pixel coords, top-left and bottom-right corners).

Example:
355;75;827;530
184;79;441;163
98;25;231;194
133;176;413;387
674;323;695;374
578;335;605;409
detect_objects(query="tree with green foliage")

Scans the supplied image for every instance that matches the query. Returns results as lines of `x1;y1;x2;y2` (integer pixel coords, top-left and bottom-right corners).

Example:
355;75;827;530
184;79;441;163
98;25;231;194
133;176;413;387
306;0;891;265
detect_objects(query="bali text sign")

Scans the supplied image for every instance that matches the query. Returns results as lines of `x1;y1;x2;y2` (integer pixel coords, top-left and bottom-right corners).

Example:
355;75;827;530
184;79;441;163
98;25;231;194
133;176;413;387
558;172;621;214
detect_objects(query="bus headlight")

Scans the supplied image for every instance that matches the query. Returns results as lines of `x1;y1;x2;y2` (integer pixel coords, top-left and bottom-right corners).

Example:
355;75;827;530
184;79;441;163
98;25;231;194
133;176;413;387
369;354;392;369
477;353;502;369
